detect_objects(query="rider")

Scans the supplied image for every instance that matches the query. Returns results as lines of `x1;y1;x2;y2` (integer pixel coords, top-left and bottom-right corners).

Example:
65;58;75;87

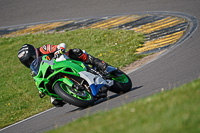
18;43;108;107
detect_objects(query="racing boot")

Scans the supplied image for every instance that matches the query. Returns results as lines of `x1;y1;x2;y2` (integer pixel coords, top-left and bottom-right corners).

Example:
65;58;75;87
86;54;108;74
95;86;108;100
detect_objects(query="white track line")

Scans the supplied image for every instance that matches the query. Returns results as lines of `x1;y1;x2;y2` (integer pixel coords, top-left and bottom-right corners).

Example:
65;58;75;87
0;107;55;132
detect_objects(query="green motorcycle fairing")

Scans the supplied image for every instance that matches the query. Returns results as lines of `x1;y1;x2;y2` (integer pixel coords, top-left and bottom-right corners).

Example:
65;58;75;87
31;55;87;99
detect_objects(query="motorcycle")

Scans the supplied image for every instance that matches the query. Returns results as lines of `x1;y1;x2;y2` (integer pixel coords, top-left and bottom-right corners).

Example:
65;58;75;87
30;54;132;108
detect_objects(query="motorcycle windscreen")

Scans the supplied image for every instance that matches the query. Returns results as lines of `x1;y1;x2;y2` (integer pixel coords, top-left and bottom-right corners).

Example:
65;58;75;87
30;56;42;75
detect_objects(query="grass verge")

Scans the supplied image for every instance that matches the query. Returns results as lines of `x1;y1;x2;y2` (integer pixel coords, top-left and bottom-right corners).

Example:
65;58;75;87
0;29;145;128
47;78;200;133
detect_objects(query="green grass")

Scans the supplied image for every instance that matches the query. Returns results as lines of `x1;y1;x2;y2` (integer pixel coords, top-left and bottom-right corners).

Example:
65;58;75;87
47;79;200;133
0;29;145;128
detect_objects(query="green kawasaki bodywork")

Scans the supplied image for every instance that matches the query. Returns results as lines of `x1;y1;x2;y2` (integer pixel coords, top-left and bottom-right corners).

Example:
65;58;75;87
32;55;129;101
33;55;87;100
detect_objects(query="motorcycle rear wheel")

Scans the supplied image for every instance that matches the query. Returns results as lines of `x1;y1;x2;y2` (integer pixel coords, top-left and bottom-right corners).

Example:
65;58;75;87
109;72;132;94
53;81;94;108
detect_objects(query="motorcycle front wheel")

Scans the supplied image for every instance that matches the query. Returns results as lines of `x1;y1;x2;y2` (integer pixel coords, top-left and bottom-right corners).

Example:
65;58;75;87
53;81;94;108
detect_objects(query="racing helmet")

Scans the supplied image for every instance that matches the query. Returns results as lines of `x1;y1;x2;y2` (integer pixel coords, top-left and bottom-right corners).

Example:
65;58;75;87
18;44;39;68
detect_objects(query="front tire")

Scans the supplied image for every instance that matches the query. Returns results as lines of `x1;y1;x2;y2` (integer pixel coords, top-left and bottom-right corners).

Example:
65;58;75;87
109;72;132;94
53;82;94;108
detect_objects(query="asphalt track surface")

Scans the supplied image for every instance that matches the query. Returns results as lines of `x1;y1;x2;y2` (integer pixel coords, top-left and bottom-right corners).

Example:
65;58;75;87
0;0;200;133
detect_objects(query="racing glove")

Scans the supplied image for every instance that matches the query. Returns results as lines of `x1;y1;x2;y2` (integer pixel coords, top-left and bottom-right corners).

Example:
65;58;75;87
54;49;64;58
54;43;67;58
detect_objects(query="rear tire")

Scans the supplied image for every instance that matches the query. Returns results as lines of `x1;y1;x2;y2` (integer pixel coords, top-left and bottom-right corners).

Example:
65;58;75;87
109;72;132;94
53;82;94;108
